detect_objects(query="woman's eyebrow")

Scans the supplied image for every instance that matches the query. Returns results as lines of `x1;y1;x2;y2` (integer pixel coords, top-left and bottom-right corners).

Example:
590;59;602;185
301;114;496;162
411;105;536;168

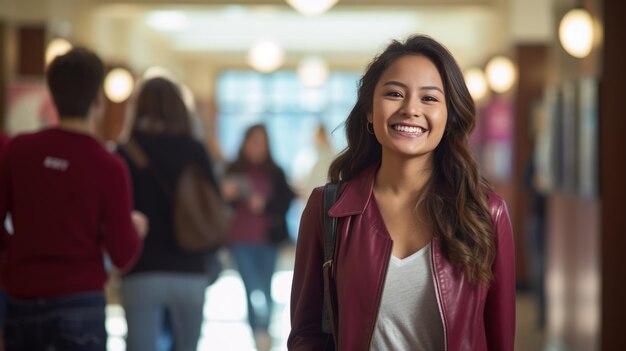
420;86;444;94
382;81;443;94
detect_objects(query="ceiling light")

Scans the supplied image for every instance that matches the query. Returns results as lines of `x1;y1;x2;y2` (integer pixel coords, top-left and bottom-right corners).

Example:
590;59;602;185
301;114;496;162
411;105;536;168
104;68;135;103
247;40;285;73
463;68;488;101
485;56;516;94
559;8;594;58
45;38;72;66
146;11;186;31
286;0;339;16
297;56;329;88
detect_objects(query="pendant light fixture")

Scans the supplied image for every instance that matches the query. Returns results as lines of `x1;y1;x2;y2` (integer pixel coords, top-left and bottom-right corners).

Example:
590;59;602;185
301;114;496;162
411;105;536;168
559;7;595;58
286;0;339;16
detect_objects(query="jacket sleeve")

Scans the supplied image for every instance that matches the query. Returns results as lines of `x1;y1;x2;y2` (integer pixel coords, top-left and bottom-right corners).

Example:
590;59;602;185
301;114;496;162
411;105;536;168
288;187;327;350
484;195;516;350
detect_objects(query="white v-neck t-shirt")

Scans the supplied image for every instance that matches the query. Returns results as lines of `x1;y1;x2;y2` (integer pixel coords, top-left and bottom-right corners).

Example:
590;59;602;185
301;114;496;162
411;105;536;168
369;243;445;351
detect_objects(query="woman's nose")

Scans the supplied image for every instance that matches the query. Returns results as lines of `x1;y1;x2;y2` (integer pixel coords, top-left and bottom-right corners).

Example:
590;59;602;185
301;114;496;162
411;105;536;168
399;96;421;118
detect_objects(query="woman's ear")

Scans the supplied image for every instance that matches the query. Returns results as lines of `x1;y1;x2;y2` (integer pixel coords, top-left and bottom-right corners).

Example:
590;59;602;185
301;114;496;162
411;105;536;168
366;111;373;123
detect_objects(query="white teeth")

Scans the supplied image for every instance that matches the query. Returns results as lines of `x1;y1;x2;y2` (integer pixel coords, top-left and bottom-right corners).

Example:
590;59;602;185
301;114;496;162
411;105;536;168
394;125;425;134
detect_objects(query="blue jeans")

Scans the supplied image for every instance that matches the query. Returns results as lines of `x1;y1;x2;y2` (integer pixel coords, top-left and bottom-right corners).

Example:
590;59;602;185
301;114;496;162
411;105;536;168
5;291;106;351
121;272;208;351
230;244;278;333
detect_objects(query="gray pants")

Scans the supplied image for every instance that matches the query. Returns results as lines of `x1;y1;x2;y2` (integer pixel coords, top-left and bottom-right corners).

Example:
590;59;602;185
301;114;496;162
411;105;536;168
121;272;208;351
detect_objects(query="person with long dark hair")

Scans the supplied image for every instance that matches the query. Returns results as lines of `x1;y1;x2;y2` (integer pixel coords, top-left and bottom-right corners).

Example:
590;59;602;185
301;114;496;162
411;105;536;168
117;77;221;351
288;35;515;350
222;124;295;351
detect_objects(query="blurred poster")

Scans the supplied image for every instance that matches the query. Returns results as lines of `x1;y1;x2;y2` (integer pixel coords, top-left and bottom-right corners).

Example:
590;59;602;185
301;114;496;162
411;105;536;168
577;77;598;198
6;79;57;135
481;96;514;181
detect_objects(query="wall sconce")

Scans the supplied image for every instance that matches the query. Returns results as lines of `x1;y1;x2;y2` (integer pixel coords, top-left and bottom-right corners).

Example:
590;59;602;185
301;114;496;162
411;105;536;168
463;68;489;102
559;8;594;58
286;0;339;16
45;38;72;66
247;40;285;73
485;55;517;94
297;56;329;88
104;68;135;103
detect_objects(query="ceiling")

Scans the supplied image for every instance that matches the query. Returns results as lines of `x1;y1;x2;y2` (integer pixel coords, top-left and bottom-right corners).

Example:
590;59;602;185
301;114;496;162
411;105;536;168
86;1;507;71
1;0;522;95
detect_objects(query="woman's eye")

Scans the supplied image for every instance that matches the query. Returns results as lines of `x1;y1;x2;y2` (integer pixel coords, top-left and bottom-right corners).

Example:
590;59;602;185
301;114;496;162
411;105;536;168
422;95;438;102
386;91;403;98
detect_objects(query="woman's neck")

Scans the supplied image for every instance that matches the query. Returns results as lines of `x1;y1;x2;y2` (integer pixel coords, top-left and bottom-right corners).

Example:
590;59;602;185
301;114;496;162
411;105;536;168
375;154;434;198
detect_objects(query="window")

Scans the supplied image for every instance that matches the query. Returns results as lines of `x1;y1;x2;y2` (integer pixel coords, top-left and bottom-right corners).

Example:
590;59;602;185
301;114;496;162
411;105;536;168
216;70;360;177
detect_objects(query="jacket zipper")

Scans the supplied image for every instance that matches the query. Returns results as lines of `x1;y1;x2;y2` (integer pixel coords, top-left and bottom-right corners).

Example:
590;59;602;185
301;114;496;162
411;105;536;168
366;238;393;350
430;242;449;351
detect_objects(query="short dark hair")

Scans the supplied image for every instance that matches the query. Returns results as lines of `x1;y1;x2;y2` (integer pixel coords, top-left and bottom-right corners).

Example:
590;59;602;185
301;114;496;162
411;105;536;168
46;47;105;118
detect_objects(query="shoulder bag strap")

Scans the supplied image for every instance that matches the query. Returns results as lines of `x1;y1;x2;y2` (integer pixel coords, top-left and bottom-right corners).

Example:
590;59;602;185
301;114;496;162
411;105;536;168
322;182;340;348
123;139;173;198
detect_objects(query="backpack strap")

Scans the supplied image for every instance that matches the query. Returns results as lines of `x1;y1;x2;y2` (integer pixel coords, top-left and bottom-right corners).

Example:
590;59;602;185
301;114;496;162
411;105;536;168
321;182;340;347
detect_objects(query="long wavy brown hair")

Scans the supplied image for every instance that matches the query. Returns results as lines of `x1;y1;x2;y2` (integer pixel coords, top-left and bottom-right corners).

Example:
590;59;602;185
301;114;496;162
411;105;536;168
329;34;496;285
130;77;191;138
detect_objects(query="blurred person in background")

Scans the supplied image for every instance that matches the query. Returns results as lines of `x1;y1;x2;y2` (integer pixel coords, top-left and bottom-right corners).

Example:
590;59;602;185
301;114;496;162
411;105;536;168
289;35;515;350
117;77;222;351
523;101;550;330
222;124;295;351
0;47;147;351
295;124;335;200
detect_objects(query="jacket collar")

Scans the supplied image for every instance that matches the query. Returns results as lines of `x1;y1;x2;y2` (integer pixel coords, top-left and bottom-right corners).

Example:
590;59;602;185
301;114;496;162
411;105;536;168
328;164;379;217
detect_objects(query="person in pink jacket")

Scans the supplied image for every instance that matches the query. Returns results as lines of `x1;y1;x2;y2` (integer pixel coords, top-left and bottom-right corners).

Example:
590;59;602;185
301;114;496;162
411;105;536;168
288;34;516;350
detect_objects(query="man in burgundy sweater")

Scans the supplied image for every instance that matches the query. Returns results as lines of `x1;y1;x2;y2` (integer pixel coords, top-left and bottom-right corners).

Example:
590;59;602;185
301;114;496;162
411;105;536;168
0;47;147;351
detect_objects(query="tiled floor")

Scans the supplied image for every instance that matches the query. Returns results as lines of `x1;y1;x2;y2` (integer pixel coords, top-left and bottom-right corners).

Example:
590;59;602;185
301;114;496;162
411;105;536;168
106;248;546;351
106;268;291;351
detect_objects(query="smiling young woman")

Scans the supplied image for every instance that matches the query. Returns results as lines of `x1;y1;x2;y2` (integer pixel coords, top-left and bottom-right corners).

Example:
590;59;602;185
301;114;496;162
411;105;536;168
288;35;516;351
368;55;448;163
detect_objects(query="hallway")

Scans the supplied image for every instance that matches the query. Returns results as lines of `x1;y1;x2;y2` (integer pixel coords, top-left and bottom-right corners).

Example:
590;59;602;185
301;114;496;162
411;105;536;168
105;248;546;351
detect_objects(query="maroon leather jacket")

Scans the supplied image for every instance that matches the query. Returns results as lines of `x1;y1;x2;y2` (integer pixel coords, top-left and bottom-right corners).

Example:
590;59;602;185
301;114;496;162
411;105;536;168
288;165;516;350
